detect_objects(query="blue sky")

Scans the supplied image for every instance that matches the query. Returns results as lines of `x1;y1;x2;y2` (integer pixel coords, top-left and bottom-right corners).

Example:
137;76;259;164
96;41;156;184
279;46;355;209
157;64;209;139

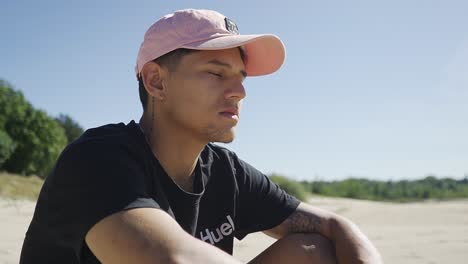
1;0;467;180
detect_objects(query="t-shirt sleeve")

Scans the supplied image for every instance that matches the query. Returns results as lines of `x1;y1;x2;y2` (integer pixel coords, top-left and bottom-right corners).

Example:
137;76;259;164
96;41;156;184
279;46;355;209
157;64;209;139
232;155;301;240
41;141;160;258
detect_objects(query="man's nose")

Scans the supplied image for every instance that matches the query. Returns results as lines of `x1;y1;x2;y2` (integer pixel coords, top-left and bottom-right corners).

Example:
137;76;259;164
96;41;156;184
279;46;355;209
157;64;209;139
225;82;246;100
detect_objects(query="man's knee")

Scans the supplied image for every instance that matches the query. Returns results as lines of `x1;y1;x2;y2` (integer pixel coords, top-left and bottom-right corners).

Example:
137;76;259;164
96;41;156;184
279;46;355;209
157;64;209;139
249;233;337;264
277;233;337;264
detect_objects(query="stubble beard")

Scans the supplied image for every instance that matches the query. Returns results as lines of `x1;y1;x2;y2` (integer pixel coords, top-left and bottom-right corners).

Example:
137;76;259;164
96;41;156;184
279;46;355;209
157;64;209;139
203;126;236;144
165;112;236;144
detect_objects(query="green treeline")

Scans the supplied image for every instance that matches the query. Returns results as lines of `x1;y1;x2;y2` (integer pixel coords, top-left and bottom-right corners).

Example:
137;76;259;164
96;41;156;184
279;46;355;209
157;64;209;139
0;80;84;178
270;174;468;202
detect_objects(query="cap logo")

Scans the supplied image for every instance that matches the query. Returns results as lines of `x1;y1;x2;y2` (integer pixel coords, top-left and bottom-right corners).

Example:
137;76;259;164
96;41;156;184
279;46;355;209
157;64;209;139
224;17;239;35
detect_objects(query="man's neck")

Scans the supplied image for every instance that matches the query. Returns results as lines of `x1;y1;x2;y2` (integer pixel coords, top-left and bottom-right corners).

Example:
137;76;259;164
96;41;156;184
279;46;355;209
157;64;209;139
139;115;205;192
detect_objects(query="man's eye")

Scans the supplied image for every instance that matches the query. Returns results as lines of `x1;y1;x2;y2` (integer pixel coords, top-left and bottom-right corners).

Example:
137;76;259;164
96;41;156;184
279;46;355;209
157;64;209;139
209;72;223;78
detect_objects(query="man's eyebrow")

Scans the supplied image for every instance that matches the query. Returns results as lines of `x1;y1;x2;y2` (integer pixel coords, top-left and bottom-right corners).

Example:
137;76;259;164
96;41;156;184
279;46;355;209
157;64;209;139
206;59;247;78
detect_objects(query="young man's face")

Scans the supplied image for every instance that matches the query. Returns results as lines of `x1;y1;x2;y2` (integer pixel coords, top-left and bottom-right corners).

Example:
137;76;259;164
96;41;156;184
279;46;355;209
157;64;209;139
159;48;246;144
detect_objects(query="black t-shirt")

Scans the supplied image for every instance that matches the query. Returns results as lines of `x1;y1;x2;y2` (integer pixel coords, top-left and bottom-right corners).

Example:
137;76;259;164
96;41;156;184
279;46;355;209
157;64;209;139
20;120;300;264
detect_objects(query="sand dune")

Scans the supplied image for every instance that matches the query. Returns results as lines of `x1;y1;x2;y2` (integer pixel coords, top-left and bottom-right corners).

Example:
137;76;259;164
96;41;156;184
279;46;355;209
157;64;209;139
1;197;467;263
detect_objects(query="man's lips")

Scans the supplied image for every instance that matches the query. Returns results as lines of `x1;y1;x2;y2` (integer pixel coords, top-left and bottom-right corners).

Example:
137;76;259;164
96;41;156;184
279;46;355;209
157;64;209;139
219;107;239;120
220;107;239;116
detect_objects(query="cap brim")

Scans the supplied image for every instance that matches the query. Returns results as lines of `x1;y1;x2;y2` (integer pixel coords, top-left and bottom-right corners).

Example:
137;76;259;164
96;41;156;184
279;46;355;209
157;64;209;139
182;34;285;76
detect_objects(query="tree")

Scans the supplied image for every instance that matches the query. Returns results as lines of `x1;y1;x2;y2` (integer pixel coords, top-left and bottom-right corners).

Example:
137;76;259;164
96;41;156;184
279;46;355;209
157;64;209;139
55;113;84;144
0;130;16;167
0;80;67;177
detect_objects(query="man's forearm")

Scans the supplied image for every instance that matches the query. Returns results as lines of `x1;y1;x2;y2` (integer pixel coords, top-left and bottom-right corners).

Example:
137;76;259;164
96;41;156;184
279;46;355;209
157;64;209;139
330;216;383;264
86;208;242;264
263;203;382;263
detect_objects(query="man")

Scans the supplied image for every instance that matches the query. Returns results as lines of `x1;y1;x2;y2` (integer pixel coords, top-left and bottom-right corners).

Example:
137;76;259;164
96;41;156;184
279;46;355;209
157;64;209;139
20;9;382;264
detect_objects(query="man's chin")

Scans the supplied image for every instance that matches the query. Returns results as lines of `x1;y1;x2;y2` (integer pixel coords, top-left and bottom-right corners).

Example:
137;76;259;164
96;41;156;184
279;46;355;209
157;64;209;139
209;130;236;144
215;137;235;144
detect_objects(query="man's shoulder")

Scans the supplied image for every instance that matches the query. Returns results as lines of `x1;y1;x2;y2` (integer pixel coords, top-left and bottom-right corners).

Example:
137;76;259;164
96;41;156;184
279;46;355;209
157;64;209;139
44;120;149;189
75;120;139;144
60;120;145;163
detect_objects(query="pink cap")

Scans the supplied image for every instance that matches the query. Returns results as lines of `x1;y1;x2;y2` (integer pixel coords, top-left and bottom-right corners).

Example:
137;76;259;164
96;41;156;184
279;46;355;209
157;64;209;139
135;9;285;77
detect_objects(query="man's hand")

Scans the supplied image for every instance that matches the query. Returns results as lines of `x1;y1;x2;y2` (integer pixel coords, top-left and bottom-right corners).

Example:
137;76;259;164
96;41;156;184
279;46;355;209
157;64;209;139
85;208;242;264
263;202;383;264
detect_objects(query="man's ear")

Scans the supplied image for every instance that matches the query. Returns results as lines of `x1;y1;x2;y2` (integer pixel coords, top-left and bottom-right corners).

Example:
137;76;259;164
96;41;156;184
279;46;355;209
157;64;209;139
141;62;166;101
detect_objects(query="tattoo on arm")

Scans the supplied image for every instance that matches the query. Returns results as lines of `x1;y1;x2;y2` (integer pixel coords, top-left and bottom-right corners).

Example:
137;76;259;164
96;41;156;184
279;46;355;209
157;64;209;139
285;208;323;234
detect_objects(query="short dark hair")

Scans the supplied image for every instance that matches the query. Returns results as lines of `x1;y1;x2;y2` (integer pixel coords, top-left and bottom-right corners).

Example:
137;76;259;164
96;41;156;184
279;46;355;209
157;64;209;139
138;47;246;111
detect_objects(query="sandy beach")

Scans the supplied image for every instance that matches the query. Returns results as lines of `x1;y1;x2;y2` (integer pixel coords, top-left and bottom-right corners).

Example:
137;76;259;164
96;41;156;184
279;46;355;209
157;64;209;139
1;197;467;264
